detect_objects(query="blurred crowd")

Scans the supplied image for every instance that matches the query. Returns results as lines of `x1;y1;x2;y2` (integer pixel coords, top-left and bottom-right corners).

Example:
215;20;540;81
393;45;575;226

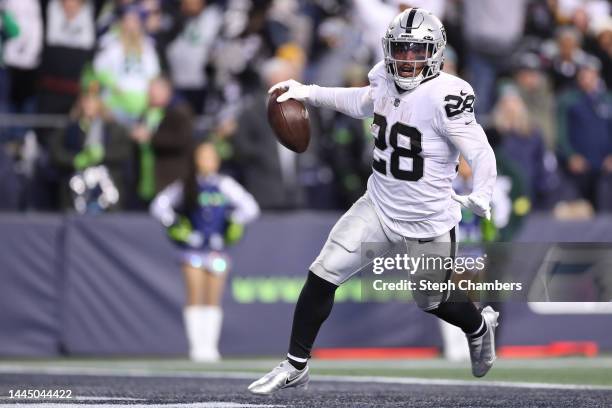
0;0;610;219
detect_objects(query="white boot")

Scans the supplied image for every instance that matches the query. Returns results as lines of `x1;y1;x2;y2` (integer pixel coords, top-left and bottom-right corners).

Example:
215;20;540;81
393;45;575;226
207;306;223;359
183;305;222;362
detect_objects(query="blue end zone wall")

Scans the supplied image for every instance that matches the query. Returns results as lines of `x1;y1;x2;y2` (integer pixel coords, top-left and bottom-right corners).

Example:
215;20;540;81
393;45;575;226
0;213;611;357
0;215;63;356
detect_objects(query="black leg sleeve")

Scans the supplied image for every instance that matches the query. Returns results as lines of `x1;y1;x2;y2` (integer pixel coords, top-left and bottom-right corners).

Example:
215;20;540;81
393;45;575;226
426;288;483;335
288;271;338;360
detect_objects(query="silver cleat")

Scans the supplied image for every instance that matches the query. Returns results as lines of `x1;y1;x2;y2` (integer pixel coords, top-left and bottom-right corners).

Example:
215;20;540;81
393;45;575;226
247;360;310;395
468;306;500;377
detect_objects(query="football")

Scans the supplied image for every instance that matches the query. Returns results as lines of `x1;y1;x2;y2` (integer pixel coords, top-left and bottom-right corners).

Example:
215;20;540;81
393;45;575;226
267;88;310;153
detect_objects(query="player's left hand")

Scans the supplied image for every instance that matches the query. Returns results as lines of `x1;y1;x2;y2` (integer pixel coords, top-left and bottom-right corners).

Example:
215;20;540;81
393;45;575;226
451;192;491;220
225;222;244;245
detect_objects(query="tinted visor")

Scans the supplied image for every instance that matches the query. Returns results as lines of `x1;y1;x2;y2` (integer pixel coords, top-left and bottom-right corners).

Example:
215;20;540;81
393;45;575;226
390;41;430;61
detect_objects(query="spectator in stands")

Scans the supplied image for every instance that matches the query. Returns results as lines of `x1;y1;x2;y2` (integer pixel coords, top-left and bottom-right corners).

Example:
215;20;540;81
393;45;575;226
140;0;169;67
547;26;590;93
492;86;555;208
588;17;612;90
96;0;135;36
0;1;20;116
48;92;131;211
129;76;194;207
569;7;594;41
555;0;610;26
93;3;160;124
38;0;96;116
211;0;276;112
352;0;447;61
463;0;527;116
266;0;312;51
513;52;557;149
150;141;259;361
165;0;222;114
232;57;305;210
308;16;368;88
276;44;333;209
523;0;558;40
557;56;612;211
0;0;43;209
142;0;163;33
98;0;169;69
3;0;42;117
319;64;371;209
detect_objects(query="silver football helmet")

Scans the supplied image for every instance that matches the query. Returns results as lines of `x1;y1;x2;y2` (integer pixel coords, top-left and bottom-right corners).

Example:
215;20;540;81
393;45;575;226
382;8;446;90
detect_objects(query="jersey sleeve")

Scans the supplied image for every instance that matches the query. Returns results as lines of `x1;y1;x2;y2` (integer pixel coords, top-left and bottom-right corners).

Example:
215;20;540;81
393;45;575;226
218;176;260;225
305;62;386;119
149;180;184;227
433;80;497;203
307;86;374;119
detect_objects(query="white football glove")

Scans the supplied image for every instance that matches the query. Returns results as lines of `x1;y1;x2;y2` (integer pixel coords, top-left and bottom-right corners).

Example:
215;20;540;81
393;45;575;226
268;79;311;103
451;192;492;220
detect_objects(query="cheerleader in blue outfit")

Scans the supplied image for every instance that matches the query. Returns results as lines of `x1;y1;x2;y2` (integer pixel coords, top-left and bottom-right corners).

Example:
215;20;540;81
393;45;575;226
151;142;259;361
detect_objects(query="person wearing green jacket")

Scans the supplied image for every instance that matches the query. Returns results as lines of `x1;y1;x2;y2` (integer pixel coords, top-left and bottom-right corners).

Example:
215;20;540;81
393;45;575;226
0;4;19;113
0;5;19;65
92;4;160;124
48;92;131;210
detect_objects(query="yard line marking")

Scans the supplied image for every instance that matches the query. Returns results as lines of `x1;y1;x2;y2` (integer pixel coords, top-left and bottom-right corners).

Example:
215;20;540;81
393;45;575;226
74;396;144;400
0;365;611;391
314;374;612;391
0;397;143;401
0;403;283;408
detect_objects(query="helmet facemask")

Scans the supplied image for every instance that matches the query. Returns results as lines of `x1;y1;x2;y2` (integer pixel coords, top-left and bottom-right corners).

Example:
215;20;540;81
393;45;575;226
383;38;443;90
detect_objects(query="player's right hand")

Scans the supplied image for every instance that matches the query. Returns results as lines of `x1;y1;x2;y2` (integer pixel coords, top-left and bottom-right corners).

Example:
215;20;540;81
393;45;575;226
451;192;491;220
167;216;203;247
268;79;310;102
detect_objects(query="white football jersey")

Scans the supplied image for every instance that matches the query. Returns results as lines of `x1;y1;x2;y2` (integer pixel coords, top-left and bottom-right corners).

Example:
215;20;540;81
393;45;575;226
366;62;486;238
308;61;496;239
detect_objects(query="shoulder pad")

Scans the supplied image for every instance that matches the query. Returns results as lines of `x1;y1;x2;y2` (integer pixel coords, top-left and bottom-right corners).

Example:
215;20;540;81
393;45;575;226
368;61;387;91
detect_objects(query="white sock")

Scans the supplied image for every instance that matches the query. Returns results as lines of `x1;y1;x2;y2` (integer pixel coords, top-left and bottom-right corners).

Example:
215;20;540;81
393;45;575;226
183;305;223;362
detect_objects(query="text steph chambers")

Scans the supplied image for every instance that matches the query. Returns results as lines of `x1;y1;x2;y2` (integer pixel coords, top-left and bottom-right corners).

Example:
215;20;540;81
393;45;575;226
372;279;523;292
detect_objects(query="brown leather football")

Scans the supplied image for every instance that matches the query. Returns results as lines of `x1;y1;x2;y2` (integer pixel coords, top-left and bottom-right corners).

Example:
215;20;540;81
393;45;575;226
267;88;310;153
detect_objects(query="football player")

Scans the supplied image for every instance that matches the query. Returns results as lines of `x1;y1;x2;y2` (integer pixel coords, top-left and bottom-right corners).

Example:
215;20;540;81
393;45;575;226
248;8;498;395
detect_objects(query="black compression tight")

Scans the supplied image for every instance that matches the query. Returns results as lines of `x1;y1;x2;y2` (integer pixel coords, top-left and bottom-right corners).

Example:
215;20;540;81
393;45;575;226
288;271;338;361
426;289;483;335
